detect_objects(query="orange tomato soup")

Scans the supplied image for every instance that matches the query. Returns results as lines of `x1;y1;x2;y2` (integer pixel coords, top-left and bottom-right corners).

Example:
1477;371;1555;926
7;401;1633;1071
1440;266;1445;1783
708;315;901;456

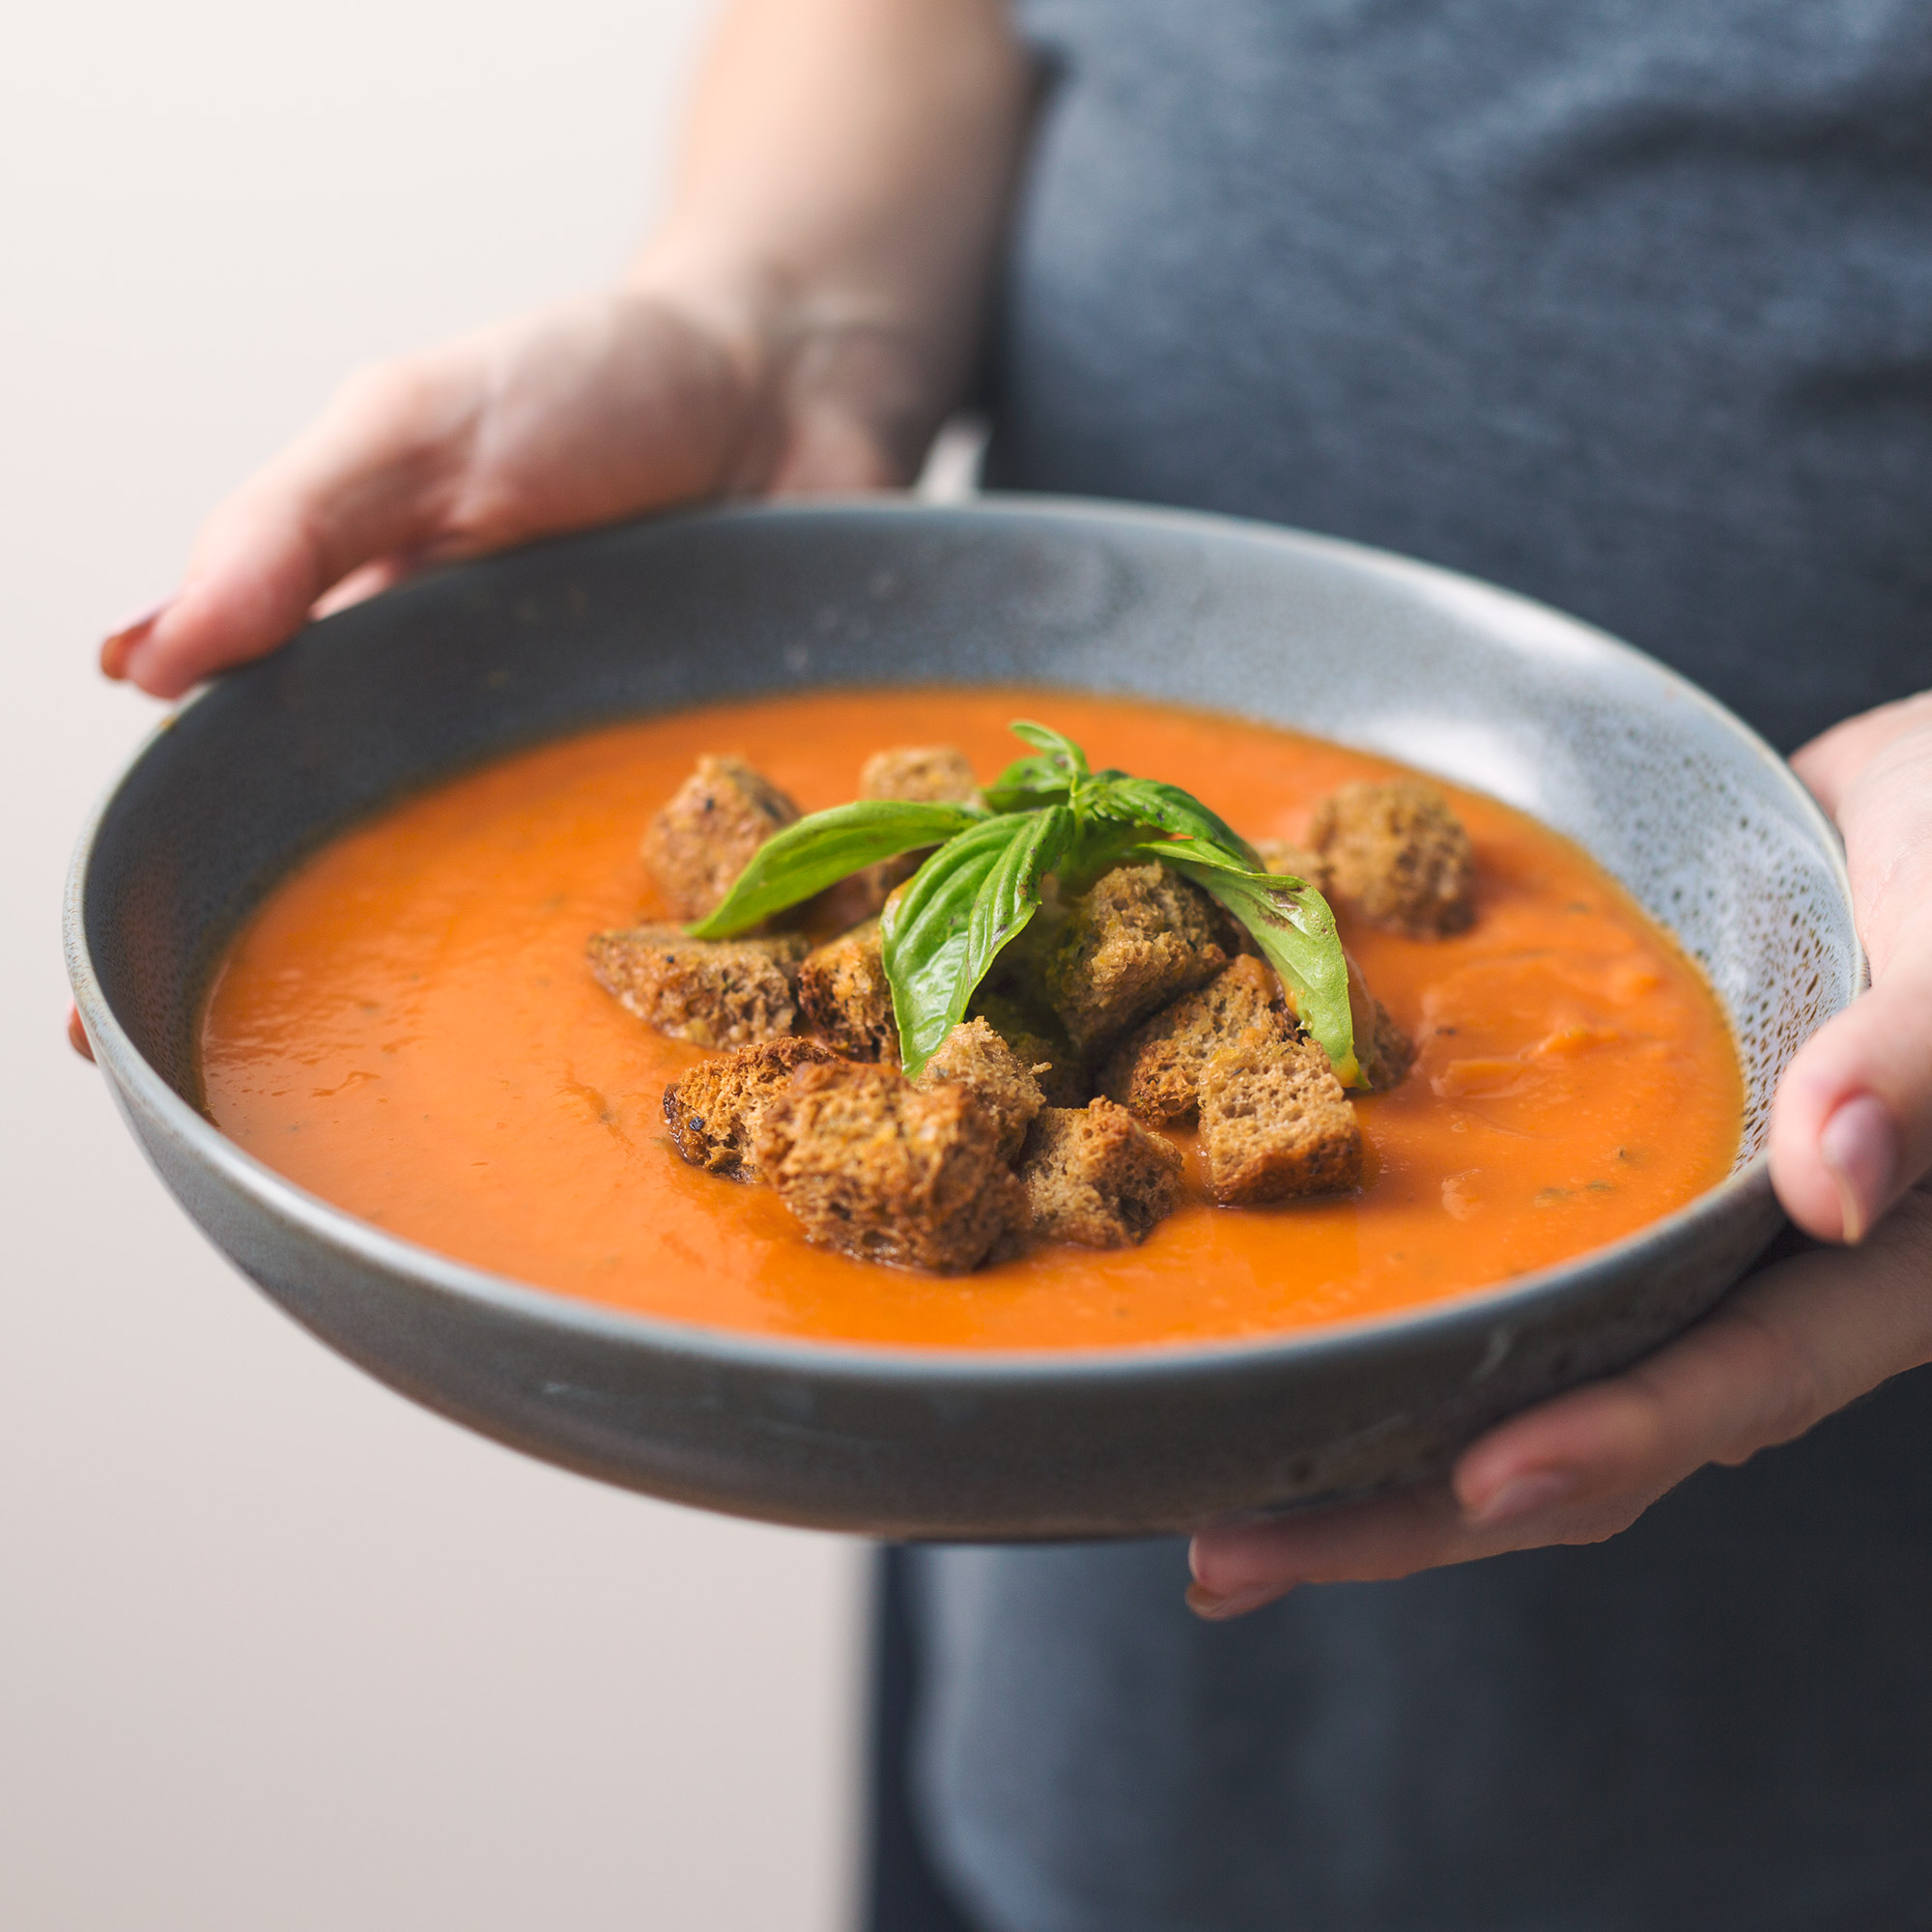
199;689;1742;1350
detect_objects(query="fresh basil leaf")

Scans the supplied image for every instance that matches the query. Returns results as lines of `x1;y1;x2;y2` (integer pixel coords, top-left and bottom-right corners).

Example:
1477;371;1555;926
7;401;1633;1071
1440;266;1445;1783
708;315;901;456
966;803;1075;991
1057;815;1160;895
689;799;985;939
882;813;1050;1076
982;753;1073;814
1007;719;1091;781
1149;844;1362;1087
1088;777;1262;867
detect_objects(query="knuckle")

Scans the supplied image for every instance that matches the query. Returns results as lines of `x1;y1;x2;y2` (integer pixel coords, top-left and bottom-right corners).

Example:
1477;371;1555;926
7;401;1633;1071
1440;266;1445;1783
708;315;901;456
1713;1302;1829;1456
330;355;461;448
1590;1369;1680;1478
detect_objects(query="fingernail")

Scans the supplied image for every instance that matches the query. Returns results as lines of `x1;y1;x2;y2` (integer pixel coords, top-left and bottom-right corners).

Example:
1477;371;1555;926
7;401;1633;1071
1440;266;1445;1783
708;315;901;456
1184;1581;1289;1621
99;603;168;680
67;1004;95;1063
1819;1093;1897;1245
1465;1468;1575;1528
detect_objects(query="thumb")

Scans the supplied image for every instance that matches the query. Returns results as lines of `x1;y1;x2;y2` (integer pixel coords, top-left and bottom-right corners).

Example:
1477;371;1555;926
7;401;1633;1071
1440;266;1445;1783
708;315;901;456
1769;922;1932;1240
1772;720;1932;1242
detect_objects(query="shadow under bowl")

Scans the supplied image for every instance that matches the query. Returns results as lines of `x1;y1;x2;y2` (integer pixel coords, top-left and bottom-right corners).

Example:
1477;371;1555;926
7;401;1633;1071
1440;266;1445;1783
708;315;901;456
66;497;1861;1538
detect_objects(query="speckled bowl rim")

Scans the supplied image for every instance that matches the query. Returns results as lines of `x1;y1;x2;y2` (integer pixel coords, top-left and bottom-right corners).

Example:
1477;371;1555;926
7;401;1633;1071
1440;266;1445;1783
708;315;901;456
65;495;1864;1390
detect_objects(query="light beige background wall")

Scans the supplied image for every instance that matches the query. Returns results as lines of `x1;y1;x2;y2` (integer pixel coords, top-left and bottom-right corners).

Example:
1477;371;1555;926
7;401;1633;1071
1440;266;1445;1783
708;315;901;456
1;4;870;1927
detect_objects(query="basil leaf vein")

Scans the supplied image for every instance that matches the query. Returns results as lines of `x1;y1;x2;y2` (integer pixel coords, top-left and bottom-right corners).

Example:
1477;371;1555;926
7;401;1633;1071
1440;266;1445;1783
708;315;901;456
1088;777;1262;867
967;803;1075;985
882;812;1057;1077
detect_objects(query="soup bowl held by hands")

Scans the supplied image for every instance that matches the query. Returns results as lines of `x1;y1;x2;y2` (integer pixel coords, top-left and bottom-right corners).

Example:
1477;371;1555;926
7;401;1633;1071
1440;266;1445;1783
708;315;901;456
65;497;1861;1538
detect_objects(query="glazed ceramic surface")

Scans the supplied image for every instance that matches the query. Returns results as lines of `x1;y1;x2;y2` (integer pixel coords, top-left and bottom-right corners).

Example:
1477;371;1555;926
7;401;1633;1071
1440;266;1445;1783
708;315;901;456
66;499;1861;1537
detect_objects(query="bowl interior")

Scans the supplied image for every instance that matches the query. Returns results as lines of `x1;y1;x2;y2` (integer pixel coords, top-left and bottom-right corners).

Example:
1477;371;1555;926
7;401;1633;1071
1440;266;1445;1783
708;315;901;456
81;498;1858;1178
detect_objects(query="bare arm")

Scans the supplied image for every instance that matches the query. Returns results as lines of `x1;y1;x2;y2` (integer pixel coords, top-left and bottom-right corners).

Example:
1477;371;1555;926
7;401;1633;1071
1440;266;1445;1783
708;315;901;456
105;0;1031;697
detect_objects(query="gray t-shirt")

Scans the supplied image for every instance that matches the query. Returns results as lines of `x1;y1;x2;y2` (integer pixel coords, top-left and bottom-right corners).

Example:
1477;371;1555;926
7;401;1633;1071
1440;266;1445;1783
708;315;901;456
907;4;1932;1927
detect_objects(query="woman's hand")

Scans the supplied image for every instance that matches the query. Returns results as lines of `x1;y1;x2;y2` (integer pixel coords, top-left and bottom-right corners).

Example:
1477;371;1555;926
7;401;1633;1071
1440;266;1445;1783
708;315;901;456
1188;692;1932;1617
102;286;853;696
101;0;1030;699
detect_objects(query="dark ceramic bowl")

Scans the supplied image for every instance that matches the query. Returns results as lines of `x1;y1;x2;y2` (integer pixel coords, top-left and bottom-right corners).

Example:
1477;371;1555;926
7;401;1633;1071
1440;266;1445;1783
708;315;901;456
65;498;1861;1538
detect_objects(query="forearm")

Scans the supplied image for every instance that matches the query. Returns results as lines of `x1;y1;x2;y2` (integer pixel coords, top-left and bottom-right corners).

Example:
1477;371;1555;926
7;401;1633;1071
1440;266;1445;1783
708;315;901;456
635;0;1034;484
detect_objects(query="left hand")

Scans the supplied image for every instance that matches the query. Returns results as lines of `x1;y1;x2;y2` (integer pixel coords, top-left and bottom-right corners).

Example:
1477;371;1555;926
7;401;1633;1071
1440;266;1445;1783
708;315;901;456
1188;692;1932;1617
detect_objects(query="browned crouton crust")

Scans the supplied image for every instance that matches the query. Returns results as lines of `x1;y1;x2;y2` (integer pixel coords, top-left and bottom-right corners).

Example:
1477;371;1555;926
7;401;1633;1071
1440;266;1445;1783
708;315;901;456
754;1060;1026;1273
1044;865;1231;1059
1199;1028;1362;1204
917;1017;1043;1161
662;1037;838;1180
967;990;1089;1107
797;919;899;1063
860;745;980;806
1307;781;1475;938
1355;994;1415;1093
1253;838;1331;892
1018;1100;1185;1248
587;924;809;1047
1097;956;1292;1123
838;744;983;916
642;755;801;922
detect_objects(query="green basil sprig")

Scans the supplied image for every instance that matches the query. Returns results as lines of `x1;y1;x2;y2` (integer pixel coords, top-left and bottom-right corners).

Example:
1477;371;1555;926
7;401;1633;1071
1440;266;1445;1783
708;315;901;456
883;805;1075;1072
689;721;1359;1084
688;799;985;939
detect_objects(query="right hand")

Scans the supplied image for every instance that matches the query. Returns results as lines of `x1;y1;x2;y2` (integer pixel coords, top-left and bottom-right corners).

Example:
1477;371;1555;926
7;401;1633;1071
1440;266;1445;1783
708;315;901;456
101;280;918;697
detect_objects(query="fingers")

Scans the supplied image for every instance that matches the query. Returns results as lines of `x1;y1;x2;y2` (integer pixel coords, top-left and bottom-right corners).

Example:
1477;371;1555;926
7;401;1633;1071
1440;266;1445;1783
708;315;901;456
309;556;418;619
67;1005;95;1063
1769;938;1932;1240
1188;1193;1932;1613
1460;1191;1932;1491
93;284;914;699
1789;690;1932;822
1187;1476;1657;1619
1775;710;1932;1240
98;290;772;699
106;355;482;698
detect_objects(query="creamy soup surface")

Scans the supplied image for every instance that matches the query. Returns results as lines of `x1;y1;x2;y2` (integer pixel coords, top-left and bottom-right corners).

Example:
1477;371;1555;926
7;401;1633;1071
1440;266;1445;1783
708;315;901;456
199;689;1743;1350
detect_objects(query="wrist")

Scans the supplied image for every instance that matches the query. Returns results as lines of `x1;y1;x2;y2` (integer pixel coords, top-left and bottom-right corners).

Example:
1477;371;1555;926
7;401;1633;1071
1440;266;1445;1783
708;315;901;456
625;240;950;492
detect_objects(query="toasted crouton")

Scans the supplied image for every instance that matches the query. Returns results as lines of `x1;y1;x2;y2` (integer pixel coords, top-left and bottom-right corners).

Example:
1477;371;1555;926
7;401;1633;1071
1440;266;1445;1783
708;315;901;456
917;1017;1043;1161
837;744;984;917
966;989;1089;1107
1253;838;1330;892
587;924;809;1047
754;1060;1026;1273
1356;993;1414;1093
1307;781;1475;938
1097;956;1292;1124
1199;1028;1362;1204
860;745;980;806
1044;864;1231;1059
1018;1100;1185;1248
642;755;801;922
662;1037;838;1180
797;919;899;1063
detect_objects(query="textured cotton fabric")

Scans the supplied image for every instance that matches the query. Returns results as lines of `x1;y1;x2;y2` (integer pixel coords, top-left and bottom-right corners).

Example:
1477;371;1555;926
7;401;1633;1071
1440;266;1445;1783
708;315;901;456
901;4;1932;1928
987;0;1932;756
